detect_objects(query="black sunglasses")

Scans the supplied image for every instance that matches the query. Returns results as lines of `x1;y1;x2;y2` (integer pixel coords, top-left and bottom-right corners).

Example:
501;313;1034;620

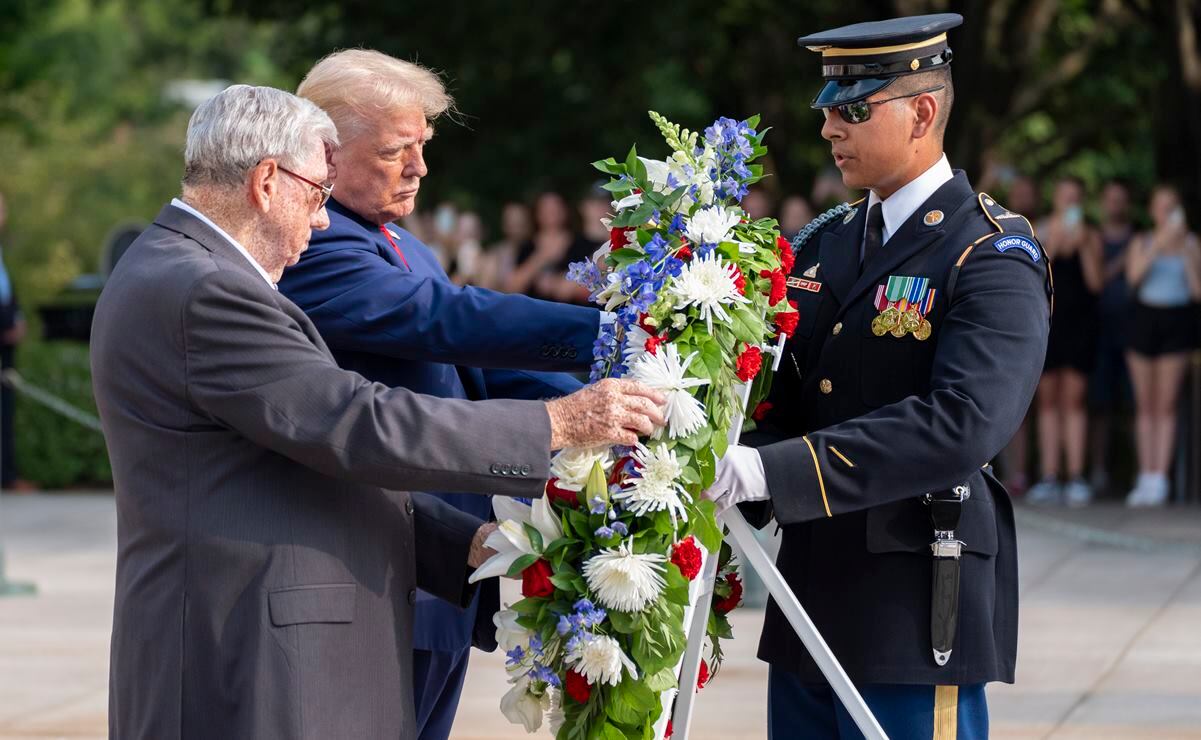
826;85;946;125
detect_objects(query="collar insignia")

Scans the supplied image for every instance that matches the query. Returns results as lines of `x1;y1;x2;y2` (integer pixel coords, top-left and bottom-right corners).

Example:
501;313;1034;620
923;209;945;227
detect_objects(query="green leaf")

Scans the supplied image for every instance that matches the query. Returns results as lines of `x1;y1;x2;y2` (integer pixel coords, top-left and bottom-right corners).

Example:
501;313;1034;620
607;609;640;634
609;247;646;268
523;522;544;554
624;144;639;174
592;157;626;175
663;563;691;606
511;597;542;616
746;113;762;130
644;666;678;692
599;722;628;740
506;552;540;578
711;428;729;459
693;499;723;552
550;573;579;592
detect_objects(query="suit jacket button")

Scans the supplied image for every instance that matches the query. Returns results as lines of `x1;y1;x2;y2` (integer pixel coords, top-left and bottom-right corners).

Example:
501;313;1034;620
520;464;531;476
832;322;843;336
408;589;417;605
405;499;415;516
567;348;578;359
820;378;833;394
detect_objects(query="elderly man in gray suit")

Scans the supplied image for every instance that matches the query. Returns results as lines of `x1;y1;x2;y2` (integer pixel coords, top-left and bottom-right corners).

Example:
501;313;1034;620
90;84;663;740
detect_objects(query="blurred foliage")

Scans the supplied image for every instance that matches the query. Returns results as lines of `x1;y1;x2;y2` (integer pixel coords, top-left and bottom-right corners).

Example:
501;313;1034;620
12;340;111;488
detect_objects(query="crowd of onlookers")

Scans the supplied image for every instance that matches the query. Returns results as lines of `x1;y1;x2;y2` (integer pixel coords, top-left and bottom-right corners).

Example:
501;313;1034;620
404;174;1201;509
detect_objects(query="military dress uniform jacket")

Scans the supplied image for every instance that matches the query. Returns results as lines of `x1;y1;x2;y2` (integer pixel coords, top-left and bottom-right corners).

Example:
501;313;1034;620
749;170;1051;687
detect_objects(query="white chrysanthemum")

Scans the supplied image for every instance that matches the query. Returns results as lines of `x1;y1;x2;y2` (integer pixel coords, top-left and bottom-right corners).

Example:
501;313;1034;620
550;445;614;491
500;676;548;732
468;497;562;583
583;539;667;613
684;205;741;246
668;253;752;333
566;633;639;687
613;443;692;527
622;323;654;364
629;344;709;439
546;689;566;735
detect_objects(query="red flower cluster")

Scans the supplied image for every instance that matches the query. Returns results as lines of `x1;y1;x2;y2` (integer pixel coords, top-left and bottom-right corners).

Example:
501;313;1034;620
521;559;555;599
774;303;800;338
735;344;763;383
545;478;579;508
610;226;628;251
713;572;743;614
697;659;710;690
671;536;703;581
761;268;787;306
731;264;747;295
776;235;796;274
565;669;592;703
644;333;668;355
665;719;674;738
677;243;693;261
752;401;774;421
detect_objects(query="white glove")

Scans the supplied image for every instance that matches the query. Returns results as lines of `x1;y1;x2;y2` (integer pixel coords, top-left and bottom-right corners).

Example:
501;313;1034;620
702;445;768;515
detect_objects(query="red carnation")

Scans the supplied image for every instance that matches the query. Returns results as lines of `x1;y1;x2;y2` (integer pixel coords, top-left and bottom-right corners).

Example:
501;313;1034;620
760;269;786;306
521;559;555;599
638;313;657;334
677;243;693;261
752;401;773;421
545;478;579;508
565;669;592;703
777;236;796;274
735;344;763;383
713;573;743;614
671;536;703;581
610;226;628;251
697;659;710;690
645;333;668;355
731;264;747;295
774;309;800;338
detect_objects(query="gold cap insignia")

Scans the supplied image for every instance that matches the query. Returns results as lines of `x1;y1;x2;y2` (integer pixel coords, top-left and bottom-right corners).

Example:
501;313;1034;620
910;59;920;71
923;210;945;226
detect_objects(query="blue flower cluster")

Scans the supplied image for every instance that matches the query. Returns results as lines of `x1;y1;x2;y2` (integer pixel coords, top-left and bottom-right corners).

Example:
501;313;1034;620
702;116;757;203
508;633;561;687
557;598;608;654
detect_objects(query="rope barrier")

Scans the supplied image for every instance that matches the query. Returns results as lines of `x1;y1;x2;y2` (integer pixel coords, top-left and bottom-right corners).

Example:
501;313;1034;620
0;369;103;433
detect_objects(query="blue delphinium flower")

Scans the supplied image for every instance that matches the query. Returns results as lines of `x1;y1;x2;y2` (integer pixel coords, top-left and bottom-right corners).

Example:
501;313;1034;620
611;521;629;537
590;497;607;515
594;525;615;539
557;615;572;635
644;233;669;262
505;645;525;666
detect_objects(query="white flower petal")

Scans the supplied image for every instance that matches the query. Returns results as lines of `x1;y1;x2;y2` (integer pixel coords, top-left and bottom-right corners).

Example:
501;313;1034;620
613;193;643;211
500;677;545;732
531;496;563;543
468;548;520;583
582;539;667;613
566;633;639;687
492;497;533;527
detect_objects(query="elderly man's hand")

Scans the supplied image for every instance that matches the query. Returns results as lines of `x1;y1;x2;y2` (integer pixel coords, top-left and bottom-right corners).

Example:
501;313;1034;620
468;522;499;570
545;378;666;449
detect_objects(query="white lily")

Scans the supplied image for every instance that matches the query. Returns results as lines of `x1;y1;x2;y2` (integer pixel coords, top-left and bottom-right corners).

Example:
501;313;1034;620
639;156;673;194
500;676;548;732
468;496;563;583
613;193;643;211
494;608;532;653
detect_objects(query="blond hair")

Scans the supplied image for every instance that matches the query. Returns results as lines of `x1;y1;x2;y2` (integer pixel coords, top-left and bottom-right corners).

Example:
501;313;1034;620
297;49;453;140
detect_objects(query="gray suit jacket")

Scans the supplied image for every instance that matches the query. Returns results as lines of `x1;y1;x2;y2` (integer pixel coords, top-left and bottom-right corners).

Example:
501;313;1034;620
91;204;551;739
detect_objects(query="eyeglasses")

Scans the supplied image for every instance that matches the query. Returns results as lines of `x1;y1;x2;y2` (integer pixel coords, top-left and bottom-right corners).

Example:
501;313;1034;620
278;165;334;211
826;85;946;125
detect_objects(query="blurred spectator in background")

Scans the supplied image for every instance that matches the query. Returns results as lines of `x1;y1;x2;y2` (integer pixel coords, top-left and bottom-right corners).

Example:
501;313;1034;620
0;192;31;492
1029;176;1104;506
478;201;531;290
1088;179;1136;495
1124;184;1201;507
506;191;591;303
578;183;611;251
999;173;1042;497
447;211;484;285
428;201;459;269
741;187;772;221
778;195;815;240
811;168;851;209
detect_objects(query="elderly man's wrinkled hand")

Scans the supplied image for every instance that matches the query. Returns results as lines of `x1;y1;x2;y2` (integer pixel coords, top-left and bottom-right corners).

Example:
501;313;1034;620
545;378;666;449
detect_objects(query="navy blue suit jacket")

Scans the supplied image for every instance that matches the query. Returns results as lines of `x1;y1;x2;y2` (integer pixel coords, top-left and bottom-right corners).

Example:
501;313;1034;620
278;199;597;652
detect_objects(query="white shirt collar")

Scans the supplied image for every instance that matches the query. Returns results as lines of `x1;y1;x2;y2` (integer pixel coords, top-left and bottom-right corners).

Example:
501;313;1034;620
866;154;953;244
170;198;276;290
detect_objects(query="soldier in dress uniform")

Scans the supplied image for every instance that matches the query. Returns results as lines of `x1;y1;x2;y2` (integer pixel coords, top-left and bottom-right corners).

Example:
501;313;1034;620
703;14;1052;739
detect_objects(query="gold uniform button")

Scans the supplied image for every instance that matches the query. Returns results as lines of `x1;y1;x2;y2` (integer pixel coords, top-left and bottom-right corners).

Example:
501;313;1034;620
819;379;833;394
832;322;843;336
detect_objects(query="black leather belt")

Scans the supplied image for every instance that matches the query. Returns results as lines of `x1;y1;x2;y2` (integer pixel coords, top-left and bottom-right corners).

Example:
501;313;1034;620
924;482;970;666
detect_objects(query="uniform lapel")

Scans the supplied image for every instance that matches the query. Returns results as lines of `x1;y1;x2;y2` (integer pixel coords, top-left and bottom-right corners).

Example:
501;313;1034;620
844;172;974;309
817;202;866;306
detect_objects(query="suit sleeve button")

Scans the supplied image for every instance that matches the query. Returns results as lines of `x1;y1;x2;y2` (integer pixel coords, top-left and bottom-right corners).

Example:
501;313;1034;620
490;463;500;474
408;589;417;605
520;465;531;476
405;499;415;516
568;348;578;359
501;464;511;475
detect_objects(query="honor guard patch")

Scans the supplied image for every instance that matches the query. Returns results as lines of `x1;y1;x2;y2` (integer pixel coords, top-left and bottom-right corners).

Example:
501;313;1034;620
994;235;1041;262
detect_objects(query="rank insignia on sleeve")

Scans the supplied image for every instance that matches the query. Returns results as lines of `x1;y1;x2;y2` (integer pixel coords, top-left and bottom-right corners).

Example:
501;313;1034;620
994;235;1040;262
872;275;936;340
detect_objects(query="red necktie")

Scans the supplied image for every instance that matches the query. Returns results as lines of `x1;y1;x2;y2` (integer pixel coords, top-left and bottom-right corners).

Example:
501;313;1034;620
379;225;411;269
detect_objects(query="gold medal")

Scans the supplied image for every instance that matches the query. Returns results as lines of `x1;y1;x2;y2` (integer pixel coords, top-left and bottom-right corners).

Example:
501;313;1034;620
890;323;909;338
871;314;889;336
879;306;900;328
901;309;921;333
914;319;932;341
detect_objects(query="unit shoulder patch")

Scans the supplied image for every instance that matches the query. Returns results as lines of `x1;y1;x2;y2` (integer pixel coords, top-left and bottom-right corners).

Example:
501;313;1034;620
993;234;1041;262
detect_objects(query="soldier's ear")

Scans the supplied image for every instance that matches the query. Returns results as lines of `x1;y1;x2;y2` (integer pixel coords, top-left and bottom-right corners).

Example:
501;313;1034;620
911;94;939;140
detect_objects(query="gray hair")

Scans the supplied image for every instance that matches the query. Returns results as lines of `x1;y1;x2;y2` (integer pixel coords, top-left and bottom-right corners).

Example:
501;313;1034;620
182;84;340;188
297;49;454;141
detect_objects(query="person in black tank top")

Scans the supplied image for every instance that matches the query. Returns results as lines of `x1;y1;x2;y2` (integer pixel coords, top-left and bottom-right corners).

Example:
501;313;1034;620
1028;177;1104;506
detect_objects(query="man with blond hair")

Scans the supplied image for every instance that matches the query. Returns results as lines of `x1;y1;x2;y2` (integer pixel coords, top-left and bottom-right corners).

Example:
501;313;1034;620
278;49;611;738
92;83;663;739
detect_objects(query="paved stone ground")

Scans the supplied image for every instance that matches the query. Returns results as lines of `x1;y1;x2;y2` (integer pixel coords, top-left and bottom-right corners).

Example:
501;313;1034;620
0;493;1198;739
